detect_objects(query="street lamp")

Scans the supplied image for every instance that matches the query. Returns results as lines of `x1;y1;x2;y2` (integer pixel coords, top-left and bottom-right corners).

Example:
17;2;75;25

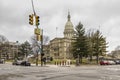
13;41;19;62
57;47;59;59
16;41;19;60
76;48;80;66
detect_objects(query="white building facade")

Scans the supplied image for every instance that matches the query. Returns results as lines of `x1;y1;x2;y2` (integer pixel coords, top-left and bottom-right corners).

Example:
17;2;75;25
48;12;75;60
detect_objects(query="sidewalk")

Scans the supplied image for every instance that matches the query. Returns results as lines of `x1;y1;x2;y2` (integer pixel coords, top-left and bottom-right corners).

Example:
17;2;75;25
46;64;76;67
31;64;76;67
46;64;99;67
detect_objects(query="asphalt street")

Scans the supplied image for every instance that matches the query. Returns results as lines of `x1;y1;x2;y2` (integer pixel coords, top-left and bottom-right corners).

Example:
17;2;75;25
0;63;120;80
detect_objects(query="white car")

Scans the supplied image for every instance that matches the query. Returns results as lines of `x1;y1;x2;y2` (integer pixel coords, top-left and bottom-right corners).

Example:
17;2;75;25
0;59;5;64
12;60;22;65
108;60;116;65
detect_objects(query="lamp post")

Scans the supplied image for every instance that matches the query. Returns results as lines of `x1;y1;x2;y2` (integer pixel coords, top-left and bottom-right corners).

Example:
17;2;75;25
57;46;59;59
76;48;80;66
50;46;54;60
16;41;19;60
41;30;44;66
13;41;19;62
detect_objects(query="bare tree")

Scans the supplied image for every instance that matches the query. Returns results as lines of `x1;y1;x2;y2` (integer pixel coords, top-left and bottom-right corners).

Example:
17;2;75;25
115;46;120;50
43;35;49;45
30;34;49;55
31;35;41;56
0;35;8;43
0;35;9;59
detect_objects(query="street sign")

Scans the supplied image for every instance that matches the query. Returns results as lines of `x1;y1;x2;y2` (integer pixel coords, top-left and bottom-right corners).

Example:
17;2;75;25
34;28;40;35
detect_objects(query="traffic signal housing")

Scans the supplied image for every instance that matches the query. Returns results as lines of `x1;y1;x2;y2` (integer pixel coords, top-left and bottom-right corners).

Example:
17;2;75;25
36;15;39;26
29;14;34;25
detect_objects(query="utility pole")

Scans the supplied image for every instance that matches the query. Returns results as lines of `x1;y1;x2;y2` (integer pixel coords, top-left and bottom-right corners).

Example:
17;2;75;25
29;0;43;66
41;29;44;66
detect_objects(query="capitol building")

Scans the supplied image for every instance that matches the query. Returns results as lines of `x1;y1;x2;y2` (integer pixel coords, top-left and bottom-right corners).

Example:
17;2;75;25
44;12;75;60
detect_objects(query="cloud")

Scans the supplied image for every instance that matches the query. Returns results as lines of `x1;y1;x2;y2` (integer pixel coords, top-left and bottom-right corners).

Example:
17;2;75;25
0;0;120;52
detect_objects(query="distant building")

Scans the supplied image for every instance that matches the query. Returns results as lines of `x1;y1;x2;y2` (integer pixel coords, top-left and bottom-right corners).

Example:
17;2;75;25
44;12;75;60
111;50;120;59
43;45;50;58
0;42;19;60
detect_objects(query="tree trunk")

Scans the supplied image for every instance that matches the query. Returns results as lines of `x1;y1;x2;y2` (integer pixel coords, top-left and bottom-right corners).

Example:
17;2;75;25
78;54;80;63
81;56;83;63
96;54;99;64
80;55;82;63
90;55;93;62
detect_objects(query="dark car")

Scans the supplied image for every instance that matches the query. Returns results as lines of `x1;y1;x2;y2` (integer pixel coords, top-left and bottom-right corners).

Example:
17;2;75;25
20;61;31;66
0;59;5;64
114;60;120;64
100;60;109;65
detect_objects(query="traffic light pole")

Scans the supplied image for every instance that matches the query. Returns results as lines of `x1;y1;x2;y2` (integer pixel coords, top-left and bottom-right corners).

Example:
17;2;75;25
30;0;43;66
41;29;43;66
36;25;39;66
35;24;43;67
31;0;36;15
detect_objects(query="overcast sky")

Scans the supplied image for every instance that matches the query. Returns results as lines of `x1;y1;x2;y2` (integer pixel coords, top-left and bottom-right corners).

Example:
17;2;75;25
1;0;120;53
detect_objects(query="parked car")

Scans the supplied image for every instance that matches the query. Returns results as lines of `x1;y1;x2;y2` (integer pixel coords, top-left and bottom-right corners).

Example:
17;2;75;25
12;60;31;66
108;60;116;65
114;60;120;64
20;61;31;66
0;59;5;64
100;60;109;65
12;60;22;65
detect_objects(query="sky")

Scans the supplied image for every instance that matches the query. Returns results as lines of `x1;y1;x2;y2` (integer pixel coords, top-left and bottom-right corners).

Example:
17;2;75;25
1;0;120;53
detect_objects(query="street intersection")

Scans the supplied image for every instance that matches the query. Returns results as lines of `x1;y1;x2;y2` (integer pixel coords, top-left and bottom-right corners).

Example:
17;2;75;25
0;63;120;80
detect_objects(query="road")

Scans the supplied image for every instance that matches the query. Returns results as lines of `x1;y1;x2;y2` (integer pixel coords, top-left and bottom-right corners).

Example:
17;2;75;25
0;63;120;80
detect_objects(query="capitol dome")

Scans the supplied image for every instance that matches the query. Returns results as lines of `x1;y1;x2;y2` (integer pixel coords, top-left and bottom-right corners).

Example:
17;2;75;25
65;21;74;30
64;12;74;38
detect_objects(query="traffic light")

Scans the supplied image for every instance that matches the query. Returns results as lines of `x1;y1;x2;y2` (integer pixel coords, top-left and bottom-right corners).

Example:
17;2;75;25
35;15;39;26
29;14;34;25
